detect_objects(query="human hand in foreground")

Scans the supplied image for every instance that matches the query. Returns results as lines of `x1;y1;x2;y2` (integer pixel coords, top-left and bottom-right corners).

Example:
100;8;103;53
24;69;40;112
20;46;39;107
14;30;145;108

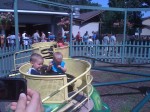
10;89;44;112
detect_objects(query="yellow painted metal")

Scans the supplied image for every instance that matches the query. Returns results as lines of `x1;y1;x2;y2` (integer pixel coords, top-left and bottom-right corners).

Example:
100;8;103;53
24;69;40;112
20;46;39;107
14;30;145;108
31;42;69;58
19;58;92;104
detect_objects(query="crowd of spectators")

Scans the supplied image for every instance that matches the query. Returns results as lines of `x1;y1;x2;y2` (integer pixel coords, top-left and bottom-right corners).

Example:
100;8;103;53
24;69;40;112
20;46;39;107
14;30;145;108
0;30;57;49
0;30;100;49
129;35;150;42
0;29;132;50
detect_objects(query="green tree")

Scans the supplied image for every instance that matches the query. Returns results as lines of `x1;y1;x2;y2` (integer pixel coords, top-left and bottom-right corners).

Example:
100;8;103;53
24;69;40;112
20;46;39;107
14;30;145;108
102;0;146;35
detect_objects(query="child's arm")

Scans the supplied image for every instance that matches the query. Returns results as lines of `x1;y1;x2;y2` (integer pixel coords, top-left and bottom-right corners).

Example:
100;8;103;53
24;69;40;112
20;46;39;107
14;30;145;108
47;61;53;71
58;65;67;73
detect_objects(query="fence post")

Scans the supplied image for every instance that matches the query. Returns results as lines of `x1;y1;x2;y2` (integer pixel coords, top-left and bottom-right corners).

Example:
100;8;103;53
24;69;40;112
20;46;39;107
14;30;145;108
69;6;73;57
14;0;19;51
122;10;127;64
132;93;150;112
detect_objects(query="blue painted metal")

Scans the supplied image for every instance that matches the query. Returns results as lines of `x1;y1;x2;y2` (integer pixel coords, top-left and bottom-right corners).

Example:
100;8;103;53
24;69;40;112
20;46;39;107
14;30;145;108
71;41;150;64
122;10;127;64
92;67;150;77
73;5;150;12
26;0;70;9
69;6;74;57
0;45;31;76
14;0;19;51
132;93;150;112
0;1;150;111
93;78;150;87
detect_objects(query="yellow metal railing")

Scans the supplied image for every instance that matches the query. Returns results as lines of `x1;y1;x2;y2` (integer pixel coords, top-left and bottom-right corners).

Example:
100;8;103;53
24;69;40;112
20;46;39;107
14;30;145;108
43;75;93;112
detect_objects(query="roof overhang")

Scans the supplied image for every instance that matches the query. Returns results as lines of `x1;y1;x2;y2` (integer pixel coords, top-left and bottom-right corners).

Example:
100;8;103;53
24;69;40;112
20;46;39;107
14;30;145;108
0;9;69;15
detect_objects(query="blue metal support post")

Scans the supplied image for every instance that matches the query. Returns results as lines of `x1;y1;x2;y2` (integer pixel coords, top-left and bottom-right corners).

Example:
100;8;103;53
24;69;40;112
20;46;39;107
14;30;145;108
14;0;19;51
132;93;150;112
69;6;73;57
93;78;150;87
122;10;127;64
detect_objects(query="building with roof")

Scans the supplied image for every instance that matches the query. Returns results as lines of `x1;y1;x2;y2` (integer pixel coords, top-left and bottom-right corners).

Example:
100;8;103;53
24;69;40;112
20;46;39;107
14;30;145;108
0;0;68;36
72;10;103;37
141;16;150;35
0;0;103;38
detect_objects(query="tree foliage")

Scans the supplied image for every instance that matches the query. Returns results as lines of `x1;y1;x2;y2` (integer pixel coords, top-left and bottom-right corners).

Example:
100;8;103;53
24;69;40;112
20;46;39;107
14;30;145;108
102;0;149;35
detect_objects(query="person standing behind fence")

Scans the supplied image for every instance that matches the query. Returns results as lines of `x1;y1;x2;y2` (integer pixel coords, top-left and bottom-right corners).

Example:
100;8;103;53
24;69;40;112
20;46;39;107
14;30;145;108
103;34;109;55
110;34;116;53
22;31;26;39
76;31;82;43
22;31;27;48
92;31;97;41
10;34;16;49
87;36;94;56
110;34;116;45
7;34;11;47
41;31;47;42
48;32;55;41
87;36;93;45
33;30;40;43
0;34;5;48
83;31;89;44
23;34;29;49
28;35;33;46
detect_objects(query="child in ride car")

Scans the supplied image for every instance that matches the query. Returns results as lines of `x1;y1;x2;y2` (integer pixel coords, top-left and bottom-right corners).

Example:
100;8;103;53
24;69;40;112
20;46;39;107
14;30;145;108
27;53;44;75
48;52;67;73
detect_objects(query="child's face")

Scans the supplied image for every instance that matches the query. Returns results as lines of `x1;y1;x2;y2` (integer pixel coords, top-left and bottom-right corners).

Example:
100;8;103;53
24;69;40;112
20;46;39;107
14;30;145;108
54;58;62;65
32;59;43;70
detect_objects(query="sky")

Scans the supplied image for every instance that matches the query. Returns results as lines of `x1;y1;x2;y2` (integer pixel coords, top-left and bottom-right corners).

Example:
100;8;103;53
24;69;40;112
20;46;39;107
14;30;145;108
92;0;109;7
92;0;150;18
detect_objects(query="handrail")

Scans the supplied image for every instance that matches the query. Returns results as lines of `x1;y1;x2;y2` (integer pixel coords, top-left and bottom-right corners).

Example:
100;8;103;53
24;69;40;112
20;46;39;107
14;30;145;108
72;56;150;66
70;84;94;112
42;60;91;102
51;75;93;112
42;73;92;102
68;75;93;100
14;48;38;70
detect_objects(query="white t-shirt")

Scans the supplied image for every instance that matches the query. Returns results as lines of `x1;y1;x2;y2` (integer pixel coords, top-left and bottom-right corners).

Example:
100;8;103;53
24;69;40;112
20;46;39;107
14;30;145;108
103;36;109;45
23;36;29;45
22;33;26;38
87;38;93;44
110;35;116;45
33;32;40;41
96;39;100;45
10;35;16;44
